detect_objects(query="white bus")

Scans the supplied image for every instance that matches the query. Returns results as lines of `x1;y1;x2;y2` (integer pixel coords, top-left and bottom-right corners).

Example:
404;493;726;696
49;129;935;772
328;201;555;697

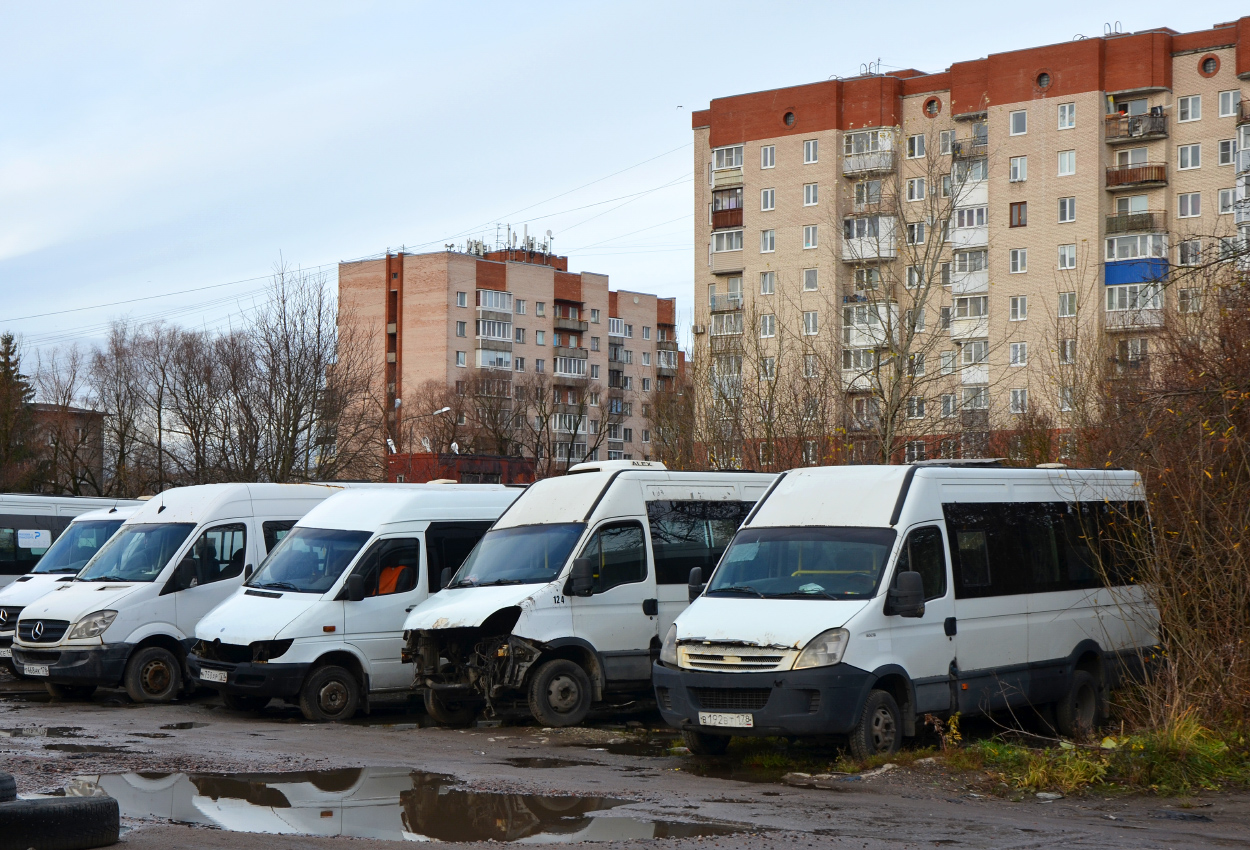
0;494;143;587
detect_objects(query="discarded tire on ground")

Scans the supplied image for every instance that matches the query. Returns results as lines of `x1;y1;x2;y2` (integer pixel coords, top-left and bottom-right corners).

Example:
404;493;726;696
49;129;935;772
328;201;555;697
0;773;15;803
0;796;120;850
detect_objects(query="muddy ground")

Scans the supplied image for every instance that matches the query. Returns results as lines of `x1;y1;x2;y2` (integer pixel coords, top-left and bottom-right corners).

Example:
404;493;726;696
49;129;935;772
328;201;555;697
1;672;1247;849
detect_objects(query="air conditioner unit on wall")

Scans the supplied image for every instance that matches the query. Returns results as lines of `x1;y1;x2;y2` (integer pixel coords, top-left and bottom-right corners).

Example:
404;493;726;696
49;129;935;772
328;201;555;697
693;325;706;335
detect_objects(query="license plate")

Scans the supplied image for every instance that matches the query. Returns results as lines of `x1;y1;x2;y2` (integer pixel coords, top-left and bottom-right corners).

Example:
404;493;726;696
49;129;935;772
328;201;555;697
699;711;753;728
24;665;49;677
0;648;10;658
201;669;228;684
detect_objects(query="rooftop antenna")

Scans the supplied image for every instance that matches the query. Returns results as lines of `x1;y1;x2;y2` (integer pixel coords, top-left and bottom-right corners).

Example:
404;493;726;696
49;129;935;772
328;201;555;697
546;229;553;255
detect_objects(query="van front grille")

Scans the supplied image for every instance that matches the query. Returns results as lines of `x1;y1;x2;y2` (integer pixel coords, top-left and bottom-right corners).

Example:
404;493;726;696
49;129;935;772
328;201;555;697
18;619;69;643
193;641;251;664
0;607;23;630
690;688;772;711
680;643;795;672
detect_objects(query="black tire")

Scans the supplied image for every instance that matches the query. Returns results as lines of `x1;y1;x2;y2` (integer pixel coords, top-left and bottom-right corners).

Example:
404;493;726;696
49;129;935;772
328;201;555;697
681;729;731;756
298;665;360;722
0;772;15;803
423;689;476;727
0;796;119;850
1055;669;1100;739
220;692;270;713
123;646;182;703
526;659;592;727
848;689;902;760
44;683;97;701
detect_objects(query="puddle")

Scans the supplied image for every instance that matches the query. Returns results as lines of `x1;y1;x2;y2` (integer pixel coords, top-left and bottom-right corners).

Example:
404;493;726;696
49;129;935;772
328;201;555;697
65;767;745;842
572;732;682;758
131;733;174;739
503;757;596;769
0;726;85;738
46;743;131;754
159;722;210;730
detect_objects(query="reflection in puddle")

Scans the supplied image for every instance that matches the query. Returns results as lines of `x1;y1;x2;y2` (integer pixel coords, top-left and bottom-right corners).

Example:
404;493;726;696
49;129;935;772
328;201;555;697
503;757;596;769
66;768;743;842
0;726;84;738
47;743;131;754
131;733;174;739
159;722;210;730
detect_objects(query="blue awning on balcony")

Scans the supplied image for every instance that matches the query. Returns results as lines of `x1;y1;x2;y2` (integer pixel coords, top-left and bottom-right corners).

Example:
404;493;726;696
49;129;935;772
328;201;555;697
1105;258;1168;285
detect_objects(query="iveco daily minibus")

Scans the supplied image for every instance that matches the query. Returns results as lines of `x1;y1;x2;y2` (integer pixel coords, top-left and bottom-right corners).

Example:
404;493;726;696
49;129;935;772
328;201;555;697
0;505;140;675
653;462;1158;757
402;460;775;727
13;484;352;702
189;485;519;721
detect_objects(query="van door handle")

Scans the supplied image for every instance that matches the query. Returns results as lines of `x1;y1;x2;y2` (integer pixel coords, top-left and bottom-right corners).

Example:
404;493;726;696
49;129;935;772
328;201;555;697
642;599;658;616
944;617;957;637
405;605;417;613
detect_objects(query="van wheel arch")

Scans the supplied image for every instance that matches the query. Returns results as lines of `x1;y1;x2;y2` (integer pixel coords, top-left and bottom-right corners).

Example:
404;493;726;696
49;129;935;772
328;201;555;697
1069;641;1108;719
867;667;917;738
308;651;369;694
532;639;605;702
131;634;191;688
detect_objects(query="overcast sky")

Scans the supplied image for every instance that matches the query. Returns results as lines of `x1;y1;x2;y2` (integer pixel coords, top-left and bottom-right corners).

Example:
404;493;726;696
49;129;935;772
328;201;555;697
1;1;1242;355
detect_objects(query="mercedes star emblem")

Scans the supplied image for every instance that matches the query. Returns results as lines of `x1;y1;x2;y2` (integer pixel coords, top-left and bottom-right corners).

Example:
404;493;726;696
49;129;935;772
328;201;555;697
32;621;44;640
0;610;7;625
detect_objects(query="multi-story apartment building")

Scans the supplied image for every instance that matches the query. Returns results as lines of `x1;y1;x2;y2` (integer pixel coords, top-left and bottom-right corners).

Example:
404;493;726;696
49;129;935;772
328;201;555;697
338;245;679;476
693;19;1250;463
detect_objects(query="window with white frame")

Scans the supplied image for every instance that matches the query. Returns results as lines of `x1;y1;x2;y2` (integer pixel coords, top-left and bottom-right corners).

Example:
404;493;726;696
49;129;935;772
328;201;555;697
940;394;957;418
455;351;466;367
514;357;525;372
1178;239;1202;266
906;178;926;200
1058;102;1075;129
803;268;818;291
855;267;880;290
954;296;988;319
803;139;818;163
954;249;987;272
906;134;925;158
1010;342;1027;366
1218;140;1236;167
906;307;926;332
907;397;925;419
802;311;818;335
1179;192;1201;218
760;271;775;294
1059;386;1076;412
759;230;774;252
961;339;988;364
1179;144;1201;170
608;316;624;336
1009;110;1027;135
713;230;743;252
759;357;776;381
844;216;881;240
955;206;986;228
855;179;882;205
803;354;818;379
803;225;818;249
1106;283;1162;311
642;326;650;340
941;351;956;374
1010;388;1028;414
710;312;743;335
1058;150;1076;176
940;174;952;197
939;130;953;154
477;319;512;340
1177;95;1201;122
590;308;600;323
906;222;925;245
906;266;923;288
535;330;545;345
713;145;744;169
1010;156;1027;182
954;157;988;182
1059;338;1076;364
1106;233;1166;260
1220;236;1241;259
963;387;989;410
803;183;818;206
909;352;925;374
760;314;775;338
761;145;775;168
842;348;875;371
761;188;775;210
1219;91;1239;118
844;129;891;155
1179;288;1201;313
1058;197;1076;223
1058;244;1076;269
455;291;468;308
1010;248;1027;273
1219;188;1235;215
642;351;651;366
515;299;526;315
1058;291;1077;317
589;336;599;351
456;321;466;338
1009;296;1027;321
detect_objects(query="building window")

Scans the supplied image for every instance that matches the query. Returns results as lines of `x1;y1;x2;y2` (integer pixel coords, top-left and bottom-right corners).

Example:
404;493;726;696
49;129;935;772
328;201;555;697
1009;109;1027;135
1219;188;1235;215
760;230;775;253
1178;95;1201;122
1010;389;1028;415
760;314;775;338
961;339;988;365
939;130;953;155
1058;291;1077;317
1178;239;1202;266
803;355;818;379
761;145;775;168
1058;197;1076;223
855;267;880;291
955;207;986;230
1221;237;1241;259
642;326;651;340
1106;283;1162;311
802;441;819;465
536;302;546;316
940;307;951;329
590;336;599;351
1219;140;1236;167
713;145;744;169
940;394;956;418
1179;144;1201;170
906;134;925;158
1058;102;1075;129
456;321;466;337
941;351;956;375
906;222;925;245
590;364;599;378
906;178;926;200
907;398;925;420
760;271;775;294
713;231;744;252
624;324;633;337
1059;338;1076;364
855;179;882;206
909;352;925;374
535;359;545;373
803;139;818;163
456;291;467;308
1178;288;1201;314
1010;202;1027;227
1009;156;1027;182
1219;91;1239;118
963;387;989;410
1057;150;1076;176
803;225;818;249
759;358;776;381
590;309;600;323
803;183;819;206
534;330;545;346
1059;387;1075;412
1009;296;1027;321
1178;192;1201;218
842;348;875;371
455;351;466;367
803;268;818;291
1009;248;1027;273
1010;342;1027;366
802;311;818;336
642;351;651;366
954;297;988;319
761;188;775;211
1058;244;1076;270
642;429;651;444
514;357;525;372
906;266;922;288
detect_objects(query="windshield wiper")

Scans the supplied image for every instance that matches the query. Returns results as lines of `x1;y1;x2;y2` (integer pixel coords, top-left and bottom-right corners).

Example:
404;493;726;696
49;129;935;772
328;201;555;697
707;585;764;597
768;589;840;600
250;581;302;592
78;575;131;583
44;568;81;574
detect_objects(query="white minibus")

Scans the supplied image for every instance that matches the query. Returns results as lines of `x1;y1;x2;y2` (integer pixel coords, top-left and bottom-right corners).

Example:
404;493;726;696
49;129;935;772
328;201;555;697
189;485;519;721
12;484;354;702
402;460;775;727
653;461;1158;757
0;505;140;674
0;494;144;587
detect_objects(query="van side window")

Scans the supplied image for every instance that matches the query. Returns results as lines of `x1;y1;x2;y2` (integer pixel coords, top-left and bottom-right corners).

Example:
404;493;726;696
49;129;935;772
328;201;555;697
263;520;297;553
351;539;421;597
0;515;69;575
177;523;247;587
425;522;493;593
955;531;991;588
579;522;646;593
646;500;754;584
895;526;947;600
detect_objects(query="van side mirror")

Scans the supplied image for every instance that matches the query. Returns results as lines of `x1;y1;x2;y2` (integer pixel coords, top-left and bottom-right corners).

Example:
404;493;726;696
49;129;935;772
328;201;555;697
439;567;453;590
570;558;595;597
347;574;365;603
886;570;925;618
688;567;704;602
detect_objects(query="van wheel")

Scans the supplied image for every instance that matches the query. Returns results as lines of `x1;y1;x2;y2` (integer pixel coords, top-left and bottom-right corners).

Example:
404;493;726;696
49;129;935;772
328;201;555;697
1055;669;1100;739
848;689;901;760
44;682;97;701
527;659;592;727
299;665;360;722
423;689;476;727
221;693;270;712
124;647;182;703
682;729;731;755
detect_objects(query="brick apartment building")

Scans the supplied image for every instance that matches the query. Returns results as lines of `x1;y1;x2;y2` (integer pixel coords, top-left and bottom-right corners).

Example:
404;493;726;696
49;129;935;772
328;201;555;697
693;18;1250;463
338;246;680;479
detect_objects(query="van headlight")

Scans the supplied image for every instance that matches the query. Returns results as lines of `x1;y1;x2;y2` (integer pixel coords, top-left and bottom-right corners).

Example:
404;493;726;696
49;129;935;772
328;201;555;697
660;624;678;667
67;610;117;641
793;628;849;670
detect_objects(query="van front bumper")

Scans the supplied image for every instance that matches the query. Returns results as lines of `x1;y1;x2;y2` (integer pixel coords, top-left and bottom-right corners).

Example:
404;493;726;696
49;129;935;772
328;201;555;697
652;661;873;737
188;654;309;699
12;643;132;687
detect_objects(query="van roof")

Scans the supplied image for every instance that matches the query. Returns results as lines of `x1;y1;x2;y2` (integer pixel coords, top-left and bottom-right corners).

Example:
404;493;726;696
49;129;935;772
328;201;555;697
71;505;142;523
123;483;354;526
296;485;520;533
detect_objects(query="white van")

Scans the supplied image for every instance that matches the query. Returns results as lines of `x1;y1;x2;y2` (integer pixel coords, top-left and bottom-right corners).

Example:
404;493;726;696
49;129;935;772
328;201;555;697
0;494;144;587
0;505;140;674
402;460;775;727
12;484;353;702
653;461;1159;757
189;485;519;721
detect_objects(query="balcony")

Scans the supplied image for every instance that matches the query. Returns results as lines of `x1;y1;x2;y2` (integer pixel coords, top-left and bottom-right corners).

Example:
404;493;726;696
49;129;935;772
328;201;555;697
950;268;988;295
842;150;895;176
1237;149;1250;175
1104;113;1168;144
1109;355;1150;377
1106;163;1167;190
1105;211;1166;235
713;167;743;189
961;364;988;385
949;316;988;341
554;316;588;333
711;250;743;275
712;208;743;230
841;370;875;392
656;339;679;352
1238;99;1250;125
950;224;988;250
709;293;743;312
1105;309;1164;331
952;138;988;159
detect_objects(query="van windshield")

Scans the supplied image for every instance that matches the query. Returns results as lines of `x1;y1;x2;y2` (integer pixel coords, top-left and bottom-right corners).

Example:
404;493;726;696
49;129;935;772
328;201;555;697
247;527;372;594
77;523;197;583
449;523;585;588
33;520;124;574
707;527;897;599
